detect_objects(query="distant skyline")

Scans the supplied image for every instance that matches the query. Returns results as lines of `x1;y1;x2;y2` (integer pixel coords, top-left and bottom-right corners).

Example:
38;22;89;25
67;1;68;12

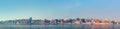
0;0;120;21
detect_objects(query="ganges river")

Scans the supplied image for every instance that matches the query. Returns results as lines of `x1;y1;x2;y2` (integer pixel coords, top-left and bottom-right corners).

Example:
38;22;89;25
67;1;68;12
0;24;119;29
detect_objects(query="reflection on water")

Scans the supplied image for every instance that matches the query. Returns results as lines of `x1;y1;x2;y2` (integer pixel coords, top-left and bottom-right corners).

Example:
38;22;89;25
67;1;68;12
0;24;120;29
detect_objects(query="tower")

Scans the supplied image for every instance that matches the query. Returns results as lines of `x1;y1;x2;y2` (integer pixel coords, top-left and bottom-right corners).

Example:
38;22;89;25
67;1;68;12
29;17;32;25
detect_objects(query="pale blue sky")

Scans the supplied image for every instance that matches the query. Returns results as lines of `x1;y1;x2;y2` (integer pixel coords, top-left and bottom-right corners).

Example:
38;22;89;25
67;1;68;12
0;0;120;20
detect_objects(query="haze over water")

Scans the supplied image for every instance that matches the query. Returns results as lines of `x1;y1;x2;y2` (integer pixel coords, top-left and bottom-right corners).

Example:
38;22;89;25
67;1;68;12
0;0;120;29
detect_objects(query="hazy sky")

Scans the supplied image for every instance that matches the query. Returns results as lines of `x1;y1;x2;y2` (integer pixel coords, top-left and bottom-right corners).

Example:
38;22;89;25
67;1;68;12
0;0;120;20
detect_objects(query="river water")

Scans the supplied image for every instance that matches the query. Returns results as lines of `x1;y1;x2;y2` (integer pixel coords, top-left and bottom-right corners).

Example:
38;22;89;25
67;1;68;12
0;24;119;29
